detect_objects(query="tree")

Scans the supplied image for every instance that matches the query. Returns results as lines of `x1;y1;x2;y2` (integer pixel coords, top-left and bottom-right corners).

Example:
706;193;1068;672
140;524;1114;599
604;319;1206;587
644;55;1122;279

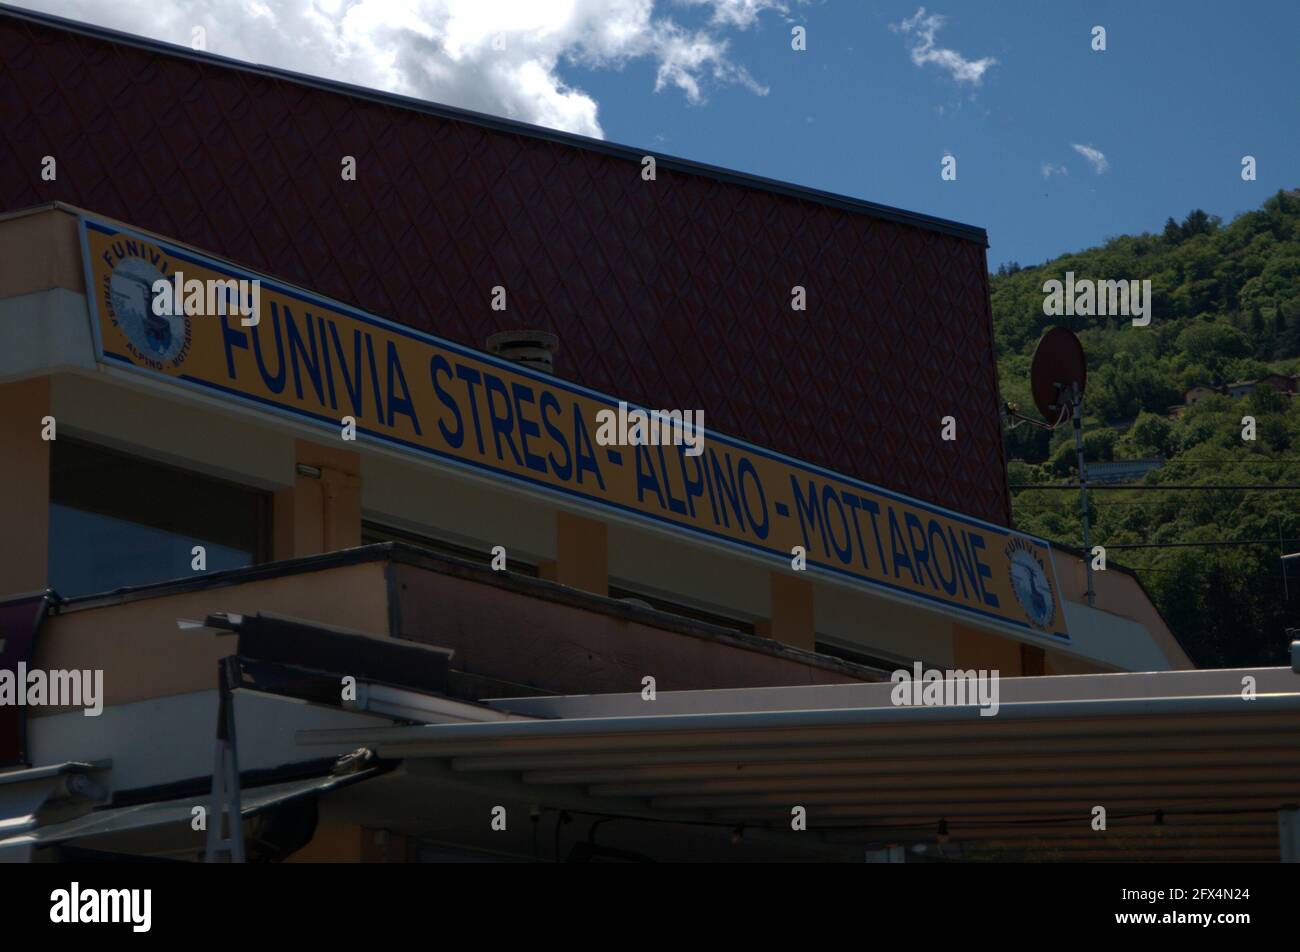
1181;208;1217;238
1285;303;1300;356
1128;412;1174;457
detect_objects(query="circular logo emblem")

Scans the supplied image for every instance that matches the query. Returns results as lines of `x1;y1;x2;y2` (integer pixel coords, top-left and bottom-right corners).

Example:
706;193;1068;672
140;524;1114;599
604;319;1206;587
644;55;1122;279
105;254;191;369
1005;539;1057;630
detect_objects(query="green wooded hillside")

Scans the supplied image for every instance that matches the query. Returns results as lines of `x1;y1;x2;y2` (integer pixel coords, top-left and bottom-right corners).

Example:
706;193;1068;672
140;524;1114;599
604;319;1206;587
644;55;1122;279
992;189;1300;668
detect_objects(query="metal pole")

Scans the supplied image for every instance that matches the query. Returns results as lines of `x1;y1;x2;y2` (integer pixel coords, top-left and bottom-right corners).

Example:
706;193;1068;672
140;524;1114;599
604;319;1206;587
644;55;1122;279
1280;521;1290;601
1280;807;1299;863
1071;383;1095;607
205;656;245;863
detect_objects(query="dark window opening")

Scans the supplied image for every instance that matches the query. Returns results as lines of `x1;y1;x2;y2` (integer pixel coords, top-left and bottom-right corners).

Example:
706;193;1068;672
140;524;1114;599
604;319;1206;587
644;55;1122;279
814;640;905;674
49;439;270;598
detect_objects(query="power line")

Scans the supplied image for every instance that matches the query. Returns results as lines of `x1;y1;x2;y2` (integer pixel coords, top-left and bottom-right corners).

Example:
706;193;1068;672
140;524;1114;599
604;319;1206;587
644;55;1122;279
1013;456;1300;464
1162;457;1300;464
1014;496;1300;508
1011;483;1300;491
1101;568;1294;579
1103;539;1300;550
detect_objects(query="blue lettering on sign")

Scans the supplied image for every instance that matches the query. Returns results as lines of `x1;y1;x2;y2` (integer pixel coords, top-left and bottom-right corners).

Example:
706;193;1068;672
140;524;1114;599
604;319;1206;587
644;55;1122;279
364;334;384;424
540;391;571;479
904;512;938;589
284;305;323;404
968;533;999;607
791;475;827;556
839;490;874;570
455;364;487;455
385;340;420;433
318;315;337;409
483;373;522;466
737;457;769;540
220;313;247;380
780;469;1010;612
888;508;918;584
821;484;852;564
928;519;959;596
635;444;667;509
253;302;287;394
572;407;605;490
657;445;688;516
430;355;464;448
330;321;366;418
677;446;705;519
709;450;746;531
232;306;427;433
512;382;548;475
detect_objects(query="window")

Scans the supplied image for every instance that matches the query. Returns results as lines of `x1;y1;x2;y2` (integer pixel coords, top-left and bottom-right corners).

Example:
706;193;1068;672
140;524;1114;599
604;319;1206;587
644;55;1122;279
49;439;269;597
814;639;907;674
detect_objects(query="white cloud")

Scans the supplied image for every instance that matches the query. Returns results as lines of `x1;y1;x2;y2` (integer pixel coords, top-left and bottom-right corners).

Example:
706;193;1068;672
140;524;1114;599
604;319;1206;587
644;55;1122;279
892;7;996;85
650;19;768;102
1041;162;1068;178
677;0;789;29
1071;143;1109;174
15;0;781;138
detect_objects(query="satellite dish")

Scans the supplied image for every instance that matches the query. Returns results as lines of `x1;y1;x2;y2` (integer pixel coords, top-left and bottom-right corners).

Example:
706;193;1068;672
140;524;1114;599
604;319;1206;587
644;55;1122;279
1029;327;1087;422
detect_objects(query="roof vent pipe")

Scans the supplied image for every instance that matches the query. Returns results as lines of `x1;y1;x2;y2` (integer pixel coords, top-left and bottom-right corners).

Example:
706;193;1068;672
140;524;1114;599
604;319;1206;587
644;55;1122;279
486;330;559;375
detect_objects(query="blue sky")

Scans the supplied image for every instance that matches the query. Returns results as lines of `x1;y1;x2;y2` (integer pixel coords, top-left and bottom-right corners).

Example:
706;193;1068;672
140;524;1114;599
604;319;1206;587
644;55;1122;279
569;1;1300;268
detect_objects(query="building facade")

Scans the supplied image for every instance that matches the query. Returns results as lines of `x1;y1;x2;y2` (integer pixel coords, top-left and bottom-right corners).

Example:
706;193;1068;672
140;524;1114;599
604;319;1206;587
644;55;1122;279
0;6;1231;864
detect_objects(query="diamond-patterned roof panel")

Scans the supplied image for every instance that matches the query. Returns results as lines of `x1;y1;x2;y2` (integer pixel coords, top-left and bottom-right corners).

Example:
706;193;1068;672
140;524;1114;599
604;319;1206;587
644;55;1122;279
0;11;1011;526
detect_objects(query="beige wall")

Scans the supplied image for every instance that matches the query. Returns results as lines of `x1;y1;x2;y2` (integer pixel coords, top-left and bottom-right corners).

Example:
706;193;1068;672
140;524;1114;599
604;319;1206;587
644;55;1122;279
815;584;957;667
31;561;391;709
756;572;815;650
277;440;362;558
547;510;608;596
1057;551;1190;669
1045;649;1114;675
0;208;83;298
51;373;293;489
607;520;767;624
361;448;555;565
953;623;1024;675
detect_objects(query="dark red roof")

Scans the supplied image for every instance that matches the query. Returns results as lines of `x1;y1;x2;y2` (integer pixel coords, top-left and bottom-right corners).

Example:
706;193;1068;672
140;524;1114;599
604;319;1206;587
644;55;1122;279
0;3;1012;526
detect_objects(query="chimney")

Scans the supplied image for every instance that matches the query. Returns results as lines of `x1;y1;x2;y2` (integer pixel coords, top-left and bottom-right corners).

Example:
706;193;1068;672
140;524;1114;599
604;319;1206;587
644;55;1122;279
486;330;559;375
